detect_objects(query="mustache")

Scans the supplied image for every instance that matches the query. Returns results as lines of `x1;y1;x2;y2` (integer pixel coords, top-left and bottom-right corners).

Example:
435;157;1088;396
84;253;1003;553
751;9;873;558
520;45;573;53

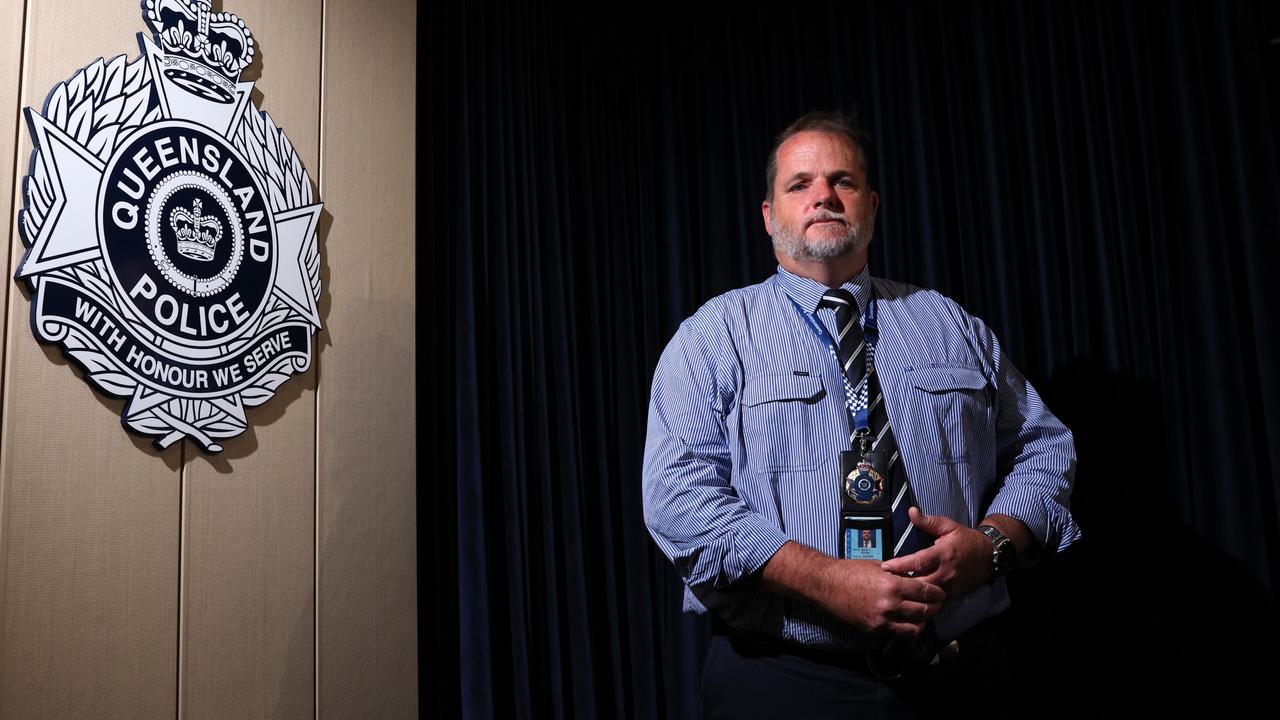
804;211;848;228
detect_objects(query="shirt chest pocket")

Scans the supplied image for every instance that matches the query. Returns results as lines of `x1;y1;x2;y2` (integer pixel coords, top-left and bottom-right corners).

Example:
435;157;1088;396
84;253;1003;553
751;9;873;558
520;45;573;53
908;365;994;464
741;374;828;472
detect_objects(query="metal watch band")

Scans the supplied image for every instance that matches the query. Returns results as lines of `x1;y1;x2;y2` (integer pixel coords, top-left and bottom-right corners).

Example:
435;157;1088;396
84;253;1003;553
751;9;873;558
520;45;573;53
978;524;1015;578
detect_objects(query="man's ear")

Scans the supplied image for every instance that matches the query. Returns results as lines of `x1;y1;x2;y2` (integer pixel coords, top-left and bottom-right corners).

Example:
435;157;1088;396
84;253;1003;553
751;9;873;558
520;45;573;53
760;199;772;236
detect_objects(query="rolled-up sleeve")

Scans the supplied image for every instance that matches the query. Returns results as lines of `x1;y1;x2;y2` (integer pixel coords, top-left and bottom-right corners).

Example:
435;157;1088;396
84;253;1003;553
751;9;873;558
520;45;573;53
642;320;791;591
976;318;1082;553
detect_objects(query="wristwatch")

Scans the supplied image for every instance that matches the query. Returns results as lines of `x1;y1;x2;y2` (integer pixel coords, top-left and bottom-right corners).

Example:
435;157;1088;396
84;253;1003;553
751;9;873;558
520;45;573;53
978;524;1016;579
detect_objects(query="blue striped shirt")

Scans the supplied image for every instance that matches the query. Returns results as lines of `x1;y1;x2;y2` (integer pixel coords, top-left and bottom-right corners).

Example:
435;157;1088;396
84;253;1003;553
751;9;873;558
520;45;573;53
642;266;1080;647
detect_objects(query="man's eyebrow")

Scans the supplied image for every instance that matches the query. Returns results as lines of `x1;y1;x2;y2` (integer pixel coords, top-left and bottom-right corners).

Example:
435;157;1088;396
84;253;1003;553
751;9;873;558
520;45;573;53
782;169;856;185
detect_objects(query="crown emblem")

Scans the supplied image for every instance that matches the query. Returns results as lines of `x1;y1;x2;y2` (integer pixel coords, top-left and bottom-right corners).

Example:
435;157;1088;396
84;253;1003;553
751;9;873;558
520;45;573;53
145;0;255;81
170;198;223;262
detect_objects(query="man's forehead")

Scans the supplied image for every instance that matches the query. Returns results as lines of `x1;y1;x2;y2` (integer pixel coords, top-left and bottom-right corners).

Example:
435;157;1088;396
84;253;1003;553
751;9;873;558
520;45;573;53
776;131;863;174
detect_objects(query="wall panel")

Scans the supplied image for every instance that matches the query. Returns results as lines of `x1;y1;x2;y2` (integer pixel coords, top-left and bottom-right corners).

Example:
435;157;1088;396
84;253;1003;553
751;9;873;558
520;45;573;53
0;0;23;365
317;0;417;717
1;0;417;717
0;0;24;645
0;3;180;718
176;1;323;718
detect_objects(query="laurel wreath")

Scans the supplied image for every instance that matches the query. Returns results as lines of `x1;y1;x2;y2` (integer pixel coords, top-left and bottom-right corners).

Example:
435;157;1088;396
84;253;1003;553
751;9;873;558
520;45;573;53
19;51;321;451
233;105;322;308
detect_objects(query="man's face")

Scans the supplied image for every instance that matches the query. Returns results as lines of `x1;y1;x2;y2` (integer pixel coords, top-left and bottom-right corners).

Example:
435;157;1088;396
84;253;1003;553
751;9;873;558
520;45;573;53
762;131;879;263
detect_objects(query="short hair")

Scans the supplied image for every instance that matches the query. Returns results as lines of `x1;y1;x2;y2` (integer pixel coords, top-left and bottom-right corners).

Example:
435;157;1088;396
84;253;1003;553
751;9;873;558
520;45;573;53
764;111;873;202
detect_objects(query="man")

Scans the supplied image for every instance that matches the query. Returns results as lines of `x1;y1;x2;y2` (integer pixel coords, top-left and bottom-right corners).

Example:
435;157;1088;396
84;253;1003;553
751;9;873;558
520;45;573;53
642;111;1079;717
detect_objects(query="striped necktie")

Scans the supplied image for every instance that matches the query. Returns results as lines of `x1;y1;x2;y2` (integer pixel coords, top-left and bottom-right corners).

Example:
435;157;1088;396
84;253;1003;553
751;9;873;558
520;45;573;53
818;289;924;558
817;289;864;444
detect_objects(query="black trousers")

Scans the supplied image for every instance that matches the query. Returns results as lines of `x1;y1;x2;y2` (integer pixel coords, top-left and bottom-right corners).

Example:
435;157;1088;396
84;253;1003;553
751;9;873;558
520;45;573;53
701;614;1014;720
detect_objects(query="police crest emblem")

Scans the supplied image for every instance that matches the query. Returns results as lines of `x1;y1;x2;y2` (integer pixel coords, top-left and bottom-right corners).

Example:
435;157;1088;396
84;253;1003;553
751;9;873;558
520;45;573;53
844;461;884;505
16;0;322;453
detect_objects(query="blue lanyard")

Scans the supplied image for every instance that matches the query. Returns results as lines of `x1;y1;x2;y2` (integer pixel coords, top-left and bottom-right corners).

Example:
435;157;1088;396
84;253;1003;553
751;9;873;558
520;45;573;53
789;291;879;441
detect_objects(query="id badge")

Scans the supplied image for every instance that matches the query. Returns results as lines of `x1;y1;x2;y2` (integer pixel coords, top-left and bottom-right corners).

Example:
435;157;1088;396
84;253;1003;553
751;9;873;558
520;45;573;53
841;514;891;562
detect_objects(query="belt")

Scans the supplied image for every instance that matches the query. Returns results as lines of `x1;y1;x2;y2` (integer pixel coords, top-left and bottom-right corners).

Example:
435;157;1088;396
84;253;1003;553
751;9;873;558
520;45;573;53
710;613;1004;681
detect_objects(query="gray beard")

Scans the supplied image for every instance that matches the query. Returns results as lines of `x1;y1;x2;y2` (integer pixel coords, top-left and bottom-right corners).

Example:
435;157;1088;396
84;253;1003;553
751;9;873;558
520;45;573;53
769;211;869;263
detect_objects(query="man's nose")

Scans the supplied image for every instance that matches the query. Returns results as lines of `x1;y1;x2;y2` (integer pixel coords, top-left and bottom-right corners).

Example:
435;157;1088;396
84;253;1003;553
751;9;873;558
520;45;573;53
811;180;841;209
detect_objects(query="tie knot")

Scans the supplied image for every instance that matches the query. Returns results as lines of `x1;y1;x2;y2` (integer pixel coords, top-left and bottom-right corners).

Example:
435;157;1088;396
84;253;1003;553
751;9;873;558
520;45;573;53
819;289;857;312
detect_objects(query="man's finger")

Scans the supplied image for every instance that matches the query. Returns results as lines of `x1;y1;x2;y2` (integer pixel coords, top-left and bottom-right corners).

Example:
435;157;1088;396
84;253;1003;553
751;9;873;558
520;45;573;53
889;600;941;623
912;580;946;605
907;506;956;537
885;621;926;637
881;547;941;576
909;570;948;590
895;576;945;604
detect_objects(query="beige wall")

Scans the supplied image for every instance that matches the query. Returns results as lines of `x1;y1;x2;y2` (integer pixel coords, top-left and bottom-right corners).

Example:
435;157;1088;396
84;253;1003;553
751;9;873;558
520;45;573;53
0;1;416;718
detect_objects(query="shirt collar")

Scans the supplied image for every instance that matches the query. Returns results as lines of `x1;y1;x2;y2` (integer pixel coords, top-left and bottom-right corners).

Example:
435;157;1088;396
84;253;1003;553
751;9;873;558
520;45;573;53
775;264;873;316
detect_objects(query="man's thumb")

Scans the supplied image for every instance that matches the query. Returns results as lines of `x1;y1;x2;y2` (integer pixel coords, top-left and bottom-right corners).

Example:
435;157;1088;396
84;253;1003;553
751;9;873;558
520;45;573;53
908;506;947;534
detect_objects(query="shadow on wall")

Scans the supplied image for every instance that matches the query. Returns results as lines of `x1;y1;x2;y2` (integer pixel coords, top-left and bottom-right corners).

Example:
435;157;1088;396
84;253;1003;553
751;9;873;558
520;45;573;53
194;204;333;469
1007;359;1278;717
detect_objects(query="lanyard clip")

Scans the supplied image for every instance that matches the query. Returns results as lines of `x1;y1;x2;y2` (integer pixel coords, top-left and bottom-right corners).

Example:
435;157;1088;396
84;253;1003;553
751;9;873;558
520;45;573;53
854;428;870;456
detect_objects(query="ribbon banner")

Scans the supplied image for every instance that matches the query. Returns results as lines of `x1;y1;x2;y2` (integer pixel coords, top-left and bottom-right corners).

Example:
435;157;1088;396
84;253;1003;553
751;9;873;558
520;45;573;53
37;277;311;398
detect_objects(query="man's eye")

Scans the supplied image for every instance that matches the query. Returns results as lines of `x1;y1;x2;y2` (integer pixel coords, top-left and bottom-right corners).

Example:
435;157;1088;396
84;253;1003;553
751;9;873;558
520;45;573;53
788;183;807;192
837;179;855;188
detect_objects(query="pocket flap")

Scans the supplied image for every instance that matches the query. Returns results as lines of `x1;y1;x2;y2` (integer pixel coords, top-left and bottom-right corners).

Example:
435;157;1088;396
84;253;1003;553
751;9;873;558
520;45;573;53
910;365;988;393
743;374;824;407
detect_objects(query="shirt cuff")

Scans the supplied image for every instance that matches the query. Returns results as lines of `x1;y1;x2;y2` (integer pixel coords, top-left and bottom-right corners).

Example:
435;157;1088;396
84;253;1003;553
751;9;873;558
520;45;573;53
985;491;1081;555
687;515;792;590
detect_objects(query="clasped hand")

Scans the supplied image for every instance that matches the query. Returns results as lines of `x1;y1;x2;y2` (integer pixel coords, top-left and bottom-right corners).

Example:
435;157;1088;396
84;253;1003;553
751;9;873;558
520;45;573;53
762;511;996;640
880;507;993;599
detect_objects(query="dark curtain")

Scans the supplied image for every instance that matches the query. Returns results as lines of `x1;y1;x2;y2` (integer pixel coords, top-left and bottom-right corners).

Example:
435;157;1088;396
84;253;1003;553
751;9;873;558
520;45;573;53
425;1;1280;716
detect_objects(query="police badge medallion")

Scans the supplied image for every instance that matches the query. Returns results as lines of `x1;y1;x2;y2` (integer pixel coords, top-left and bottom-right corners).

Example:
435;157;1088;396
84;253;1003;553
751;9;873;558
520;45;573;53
16;0;322;453
844;461;884;505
